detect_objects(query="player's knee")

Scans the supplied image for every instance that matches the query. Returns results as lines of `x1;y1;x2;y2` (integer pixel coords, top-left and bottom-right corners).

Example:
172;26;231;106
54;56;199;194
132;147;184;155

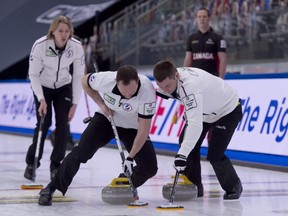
69;146;89;164
150;165;158;177
145;164;158;178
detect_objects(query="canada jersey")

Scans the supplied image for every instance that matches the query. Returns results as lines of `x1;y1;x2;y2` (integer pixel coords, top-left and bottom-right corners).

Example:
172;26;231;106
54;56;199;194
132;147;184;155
88;72;156;129
29;36;85;104
186;29;226;76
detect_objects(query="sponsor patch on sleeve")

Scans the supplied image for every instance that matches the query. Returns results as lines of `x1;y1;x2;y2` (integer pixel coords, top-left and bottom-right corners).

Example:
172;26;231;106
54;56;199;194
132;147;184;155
81;55;85;65
182;94;197;111
89;74;96;85
220;40;226;49
144;102;156;115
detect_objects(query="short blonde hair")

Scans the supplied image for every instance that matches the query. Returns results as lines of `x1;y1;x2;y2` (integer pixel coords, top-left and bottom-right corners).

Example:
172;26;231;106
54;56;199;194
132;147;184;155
47;16;74;39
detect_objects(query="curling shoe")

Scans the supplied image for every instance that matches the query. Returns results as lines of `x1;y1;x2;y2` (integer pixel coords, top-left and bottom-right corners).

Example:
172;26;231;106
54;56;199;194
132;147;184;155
38;186;55;206
24;165;34;180
223;180;243;200
197;184;204;197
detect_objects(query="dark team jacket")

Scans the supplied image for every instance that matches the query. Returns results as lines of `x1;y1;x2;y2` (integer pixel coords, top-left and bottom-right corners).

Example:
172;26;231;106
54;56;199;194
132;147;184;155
185;28;226;76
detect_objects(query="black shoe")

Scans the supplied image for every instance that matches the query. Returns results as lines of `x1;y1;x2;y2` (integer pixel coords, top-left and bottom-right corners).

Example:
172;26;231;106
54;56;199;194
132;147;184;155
24;165;34;180
38;186;55;206
197;184;204;197
50;169;58;180
223;180;243;200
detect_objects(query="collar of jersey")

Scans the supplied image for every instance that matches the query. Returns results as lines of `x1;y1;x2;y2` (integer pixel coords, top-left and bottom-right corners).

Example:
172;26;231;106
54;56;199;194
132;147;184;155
112;80;141;99
198;26;213;35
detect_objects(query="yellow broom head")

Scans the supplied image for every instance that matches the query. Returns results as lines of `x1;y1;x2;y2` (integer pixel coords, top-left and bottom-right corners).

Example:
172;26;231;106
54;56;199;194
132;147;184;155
21;183;44;190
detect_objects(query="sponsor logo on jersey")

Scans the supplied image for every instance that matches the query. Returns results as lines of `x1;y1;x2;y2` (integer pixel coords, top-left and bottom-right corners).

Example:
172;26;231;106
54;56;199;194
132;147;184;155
182;94;197;111
89;74;96;84
220;39;226;48
216;125;226;129
144;102;156;115
81;55;85;65
46;49;57;57
104;94;116;105
191;40;199;44
206;38;214;44
65;50;73;58
122;103;132;111
193;53;214;60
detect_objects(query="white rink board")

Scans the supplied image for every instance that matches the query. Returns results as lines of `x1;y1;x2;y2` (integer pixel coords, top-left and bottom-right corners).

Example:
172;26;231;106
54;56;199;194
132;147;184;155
0;77;287;158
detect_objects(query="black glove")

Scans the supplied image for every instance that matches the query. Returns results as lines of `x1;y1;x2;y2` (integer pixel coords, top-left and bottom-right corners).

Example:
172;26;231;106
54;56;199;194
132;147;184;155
174;154;187;173
122;157;134;176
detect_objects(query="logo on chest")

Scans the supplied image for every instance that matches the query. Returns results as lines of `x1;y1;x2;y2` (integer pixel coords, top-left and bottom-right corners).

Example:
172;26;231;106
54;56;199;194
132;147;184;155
182;94;197;111
104;94;116;105
121;103;132;111
65;50;73;58
46;50;57;57
193;52;214;60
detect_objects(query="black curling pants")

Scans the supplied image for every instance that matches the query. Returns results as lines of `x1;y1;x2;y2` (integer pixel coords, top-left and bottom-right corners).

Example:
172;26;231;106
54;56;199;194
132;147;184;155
49;112;158;195
25;84;72;171
179;102;243;192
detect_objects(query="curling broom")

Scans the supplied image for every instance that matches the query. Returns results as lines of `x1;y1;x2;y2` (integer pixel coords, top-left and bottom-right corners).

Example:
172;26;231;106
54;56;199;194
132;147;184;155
83;54;98;124
156;170;184;210
21;115;45;189
108;115;148;207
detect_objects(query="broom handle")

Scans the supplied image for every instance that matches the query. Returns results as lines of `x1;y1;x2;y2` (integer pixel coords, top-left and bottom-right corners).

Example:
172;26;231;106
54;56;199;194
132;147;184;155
83;55;98;122
32;115;45;182
87;55;98;118
169;170;180;204
108;115;139;201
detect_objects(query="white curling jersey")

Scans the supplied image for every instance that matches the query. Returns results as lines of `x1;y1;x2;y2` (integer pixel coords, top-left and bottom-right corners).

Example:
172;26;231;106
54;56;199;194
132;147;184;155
157;67;239;156
177;67;239;123
88;72;156;129
158;67;239;123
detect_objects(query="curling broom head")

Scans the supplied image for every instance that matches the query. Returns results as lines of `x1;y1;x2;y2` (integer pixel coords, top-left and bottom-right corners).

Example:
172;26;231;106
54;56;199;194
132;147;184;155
21;183;44;190
156;203;184;210
127;200;148;207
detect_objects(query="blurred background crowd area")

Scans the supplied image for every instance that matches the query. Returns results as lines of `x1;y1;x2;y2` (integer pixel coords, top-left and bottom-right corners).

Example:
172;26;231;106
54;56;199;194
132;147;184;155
93;0;288;73
1;0;288;78
85;0;288;74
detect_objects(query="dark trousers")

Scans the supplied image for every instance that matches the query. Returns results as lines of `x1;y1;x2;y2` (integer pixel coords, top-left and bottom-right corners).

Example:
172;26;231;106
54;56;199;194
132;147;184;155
25;84;72;171
49;112;158;195
179;102;243;192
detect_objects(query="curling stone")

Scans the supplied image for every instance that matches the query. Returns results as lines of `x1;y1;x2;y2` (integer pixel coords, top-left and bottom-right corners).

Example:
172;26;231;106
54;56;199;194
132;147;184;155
102;177;134;205
162;174;198;201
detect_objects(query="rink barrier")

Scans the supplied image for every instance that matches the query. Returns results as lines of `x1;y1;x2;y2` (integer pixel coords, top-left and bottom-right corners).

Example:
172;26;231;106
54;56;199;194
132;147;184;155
0;72;288;170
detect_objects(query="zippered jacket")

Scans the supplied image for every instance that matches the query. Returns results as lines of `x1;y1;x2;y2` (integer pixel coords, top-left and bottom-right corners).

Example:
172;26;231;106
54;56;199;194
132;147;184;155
28;36;85;104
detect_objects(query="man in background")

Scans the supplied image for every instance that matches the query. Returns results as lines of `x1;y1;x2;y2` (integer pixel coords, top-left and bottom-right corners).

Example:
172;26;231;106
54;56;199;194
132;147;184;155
182;7;227;197
183;7;227;79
